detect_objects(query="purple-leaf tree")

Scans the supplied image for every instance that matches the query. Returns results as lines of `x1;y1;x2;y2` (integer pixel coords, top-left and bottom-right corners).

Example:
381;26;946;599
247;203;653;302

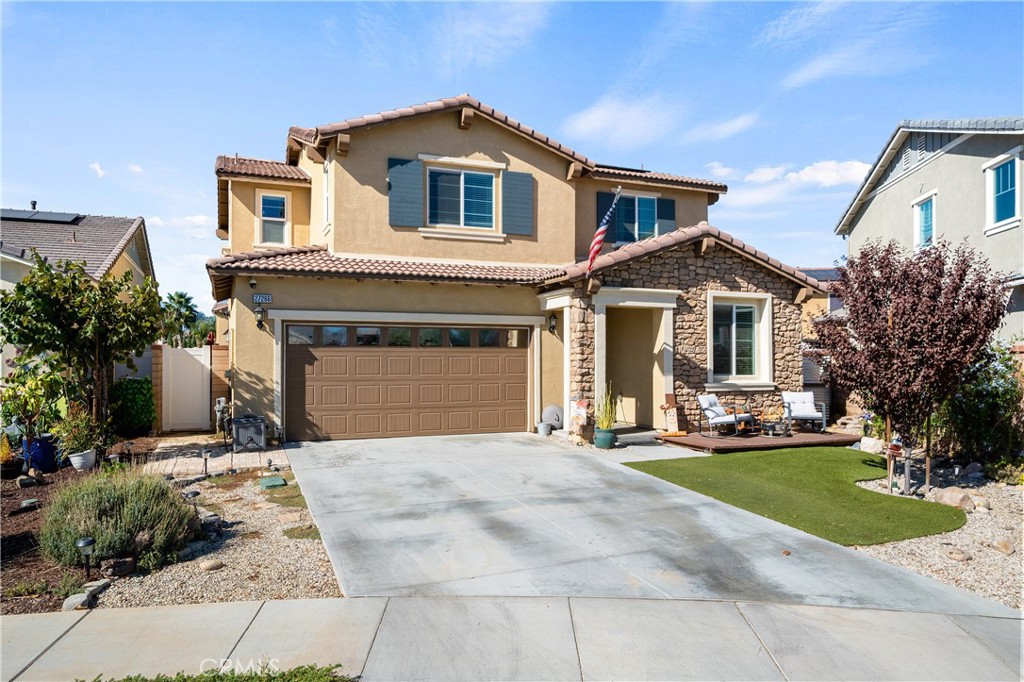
815;240;1007;491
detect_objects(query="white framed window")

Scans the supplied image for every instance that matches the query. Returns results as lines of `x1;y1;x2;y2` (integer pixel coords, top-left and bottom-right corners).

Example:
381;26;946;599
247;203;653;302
322;161;331;233
983;146;1022;235
427;167;495;229
255;189;290;246
912;189;937;248
614;193;659;243
706;292;773;386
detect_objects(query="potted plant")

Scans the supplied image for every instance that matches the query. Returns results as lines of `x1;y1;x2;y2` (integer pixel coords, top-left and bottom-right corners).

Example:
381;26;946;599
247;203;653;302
593;384;617;449
0;433;24;479
0;358;64;473
52;404;100;471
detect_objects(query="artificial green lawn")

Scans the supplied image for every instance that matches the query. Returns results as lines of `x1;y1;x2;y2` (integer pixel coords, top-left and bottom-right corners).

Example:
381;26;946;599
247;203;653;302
628;447;965;546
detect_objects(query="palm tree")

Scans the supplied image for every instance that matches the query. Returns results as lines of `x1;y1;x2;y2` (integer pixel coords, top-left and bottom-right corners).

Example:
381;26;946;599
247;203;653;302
163;291;199;347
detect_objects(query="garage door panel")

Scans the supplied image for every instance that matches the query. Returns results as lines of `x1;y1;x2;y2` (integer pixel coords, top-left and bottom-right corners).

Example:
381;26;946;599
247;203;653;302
286;326;529;441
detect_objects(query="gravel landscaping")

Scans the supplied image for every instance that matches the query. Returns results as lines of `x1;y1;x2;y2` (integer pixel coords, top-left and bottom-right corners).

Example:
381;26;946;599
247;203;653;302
853;468;1022;609
99;469;340;608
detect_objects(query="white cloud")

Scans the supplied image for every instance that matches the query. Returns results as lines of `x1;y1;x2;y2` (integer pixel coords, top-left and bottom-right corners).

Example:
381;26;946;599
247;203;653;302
684;112;758;143
149;214;214;240
434;3;550;77
128;164;143;174
562;94;681;151
744;165;788;184
779;5;933;90
88;162;106;178
784;160;870;187
705;162;740;180
757;2;845;48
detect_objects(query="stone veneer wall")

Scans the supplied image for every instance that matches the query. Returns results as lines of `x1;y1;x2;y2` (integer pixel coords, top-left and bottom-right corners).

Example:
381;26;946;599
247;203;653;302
567;242;804;433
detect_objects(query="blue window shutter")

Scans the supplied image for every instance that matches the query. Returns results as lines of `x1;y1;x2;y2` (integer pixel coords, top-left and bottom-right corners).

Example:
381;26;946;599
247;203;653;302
596;192;614;229
617;197;635;242
502;171;534;235
656;198;676;235
388;158;424;227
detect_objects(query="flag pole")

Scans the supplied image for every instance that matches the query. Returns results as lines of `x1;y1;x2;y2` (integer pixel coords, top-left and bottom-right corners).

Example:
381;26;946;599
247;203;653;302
586;185;623;282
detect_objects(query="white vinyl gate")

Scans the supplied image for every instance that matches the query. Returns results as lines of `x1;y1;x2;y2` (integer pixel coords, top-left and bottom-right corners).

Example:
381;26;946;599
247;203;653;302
162;346;211;431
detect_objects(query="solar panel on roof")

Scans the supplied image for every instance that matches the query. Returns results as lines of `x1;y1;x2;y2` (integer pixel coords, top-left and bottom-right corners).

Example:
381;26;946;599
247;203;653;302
30;211;82;224
1;209;38;220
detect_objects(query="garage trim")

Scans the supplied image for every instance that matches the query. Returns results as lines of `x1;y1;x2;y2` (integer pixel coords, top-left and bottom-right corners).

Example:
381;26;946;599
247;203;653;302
268;309;545;436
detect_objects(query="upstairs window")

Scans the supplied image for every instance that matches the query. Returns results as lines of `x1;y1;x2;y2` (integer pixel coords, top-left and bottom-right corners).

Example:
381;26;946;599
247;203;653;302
983;147;1022;234
993;160;1016;224
428;168;494;228
257;190;289;245
912;190;937;248
596;192;675;243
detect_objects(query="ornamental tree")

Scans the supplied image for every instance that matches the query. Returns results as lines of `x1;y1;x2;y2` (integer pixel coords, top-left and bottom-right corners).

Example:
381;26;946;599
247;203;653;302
815;240;1007;478
0;253;163;424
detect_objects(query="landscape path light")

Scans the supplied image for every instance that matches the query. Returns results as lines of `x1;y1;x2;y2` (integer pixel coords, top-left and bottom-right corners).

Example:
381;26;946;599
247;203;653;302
76;536;95;580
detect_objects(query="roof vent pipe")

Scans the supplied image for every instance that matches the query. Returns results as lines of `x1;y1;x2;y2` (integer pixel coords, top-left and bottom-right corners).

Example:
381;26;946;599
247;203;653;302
30;201;37;210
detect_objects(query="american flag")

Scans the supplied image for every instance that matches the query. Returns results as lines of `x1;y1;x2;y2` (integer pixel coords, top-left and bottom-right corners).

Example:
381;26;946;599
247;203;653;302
587;186;622;276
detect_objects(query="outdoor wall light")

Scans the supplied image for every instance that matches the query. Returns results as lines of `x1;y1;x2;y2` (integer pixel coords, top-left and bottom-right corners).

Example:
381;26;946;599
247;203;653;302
76;536;95;580
547;313;558;334
254;304;266;330
249;277;257;289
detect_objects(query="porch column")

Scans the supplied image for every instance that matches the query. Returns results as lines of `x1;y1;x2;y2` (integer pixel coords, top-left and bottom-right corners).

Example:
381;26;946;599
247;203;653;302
594;302;607;398
661;307;674;396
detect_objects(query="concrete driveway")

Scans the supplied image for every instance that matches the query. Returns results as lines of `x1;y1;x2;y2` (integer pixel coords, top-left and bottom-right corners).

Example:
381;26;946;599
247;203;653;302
288;434;1014;617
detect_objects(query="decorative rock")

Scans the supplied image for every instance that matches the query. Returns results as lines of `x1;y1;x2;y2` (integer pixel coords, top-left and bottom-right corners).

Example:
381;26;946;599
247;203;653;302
976;507;990;515
946;548;972;562
62;593;93;611
199;559;224;571
279;511;302;524
860;437;885;455
992;539;1015;556
972;496;991;509
963;462;984;476
15;475;37;488
82;579;111;598
100;557;136;577
28;468;46;484
249;502;275;511
177;539;209;561
20;498;40;510
934;487;975;512
200;513;223;535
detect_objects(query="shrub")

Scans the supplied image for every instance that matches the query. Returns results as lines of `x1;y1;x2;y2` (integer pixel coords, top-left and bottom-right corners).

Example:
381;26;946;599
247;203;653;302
984;456;1024;485
110;377;156;437
936;343;1024;463
51;403;102;456
40;469;197;569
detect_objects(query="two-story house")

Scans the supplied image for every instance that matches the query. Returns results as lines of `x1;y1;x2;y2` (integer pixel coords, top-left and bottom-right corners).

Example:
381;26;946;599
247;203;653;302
834;118;1024;340
206;95;823;442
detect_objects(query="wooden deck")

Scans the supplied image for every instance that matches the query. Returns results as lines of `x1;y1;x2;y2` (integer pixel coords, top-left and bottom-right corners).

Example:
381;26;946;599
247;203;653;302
659;430;861;454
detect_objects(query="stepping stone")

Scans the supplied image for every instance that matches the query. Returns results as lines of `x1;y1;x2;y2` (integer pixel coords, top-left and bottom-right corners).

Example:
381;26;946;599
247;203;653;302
258;476;287;490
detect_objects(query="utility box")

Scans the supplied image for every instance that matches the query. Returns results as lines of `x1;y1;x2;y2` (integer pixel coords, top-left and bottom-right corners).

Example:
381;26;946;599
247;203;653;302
232;415;267;452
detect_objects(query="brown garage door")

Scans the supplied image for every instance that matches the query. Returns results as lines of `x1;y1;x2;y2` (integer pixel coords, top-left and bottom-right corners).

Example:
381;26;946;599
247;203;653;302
285;324;529;441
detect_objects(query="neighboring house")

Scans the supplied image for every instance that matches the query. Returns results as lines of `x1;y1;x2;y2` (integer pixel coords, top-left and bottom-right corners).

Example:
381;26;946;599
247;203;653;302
796;267;841;339
0;206;157;373
206;94;823;441
797;267;842;422
835;118;1024;341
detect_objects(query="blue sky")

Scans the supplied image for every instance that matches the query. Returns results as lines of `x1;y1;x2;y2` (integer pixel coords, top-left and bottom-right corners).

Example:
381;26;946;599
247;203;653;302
3;2;1022;311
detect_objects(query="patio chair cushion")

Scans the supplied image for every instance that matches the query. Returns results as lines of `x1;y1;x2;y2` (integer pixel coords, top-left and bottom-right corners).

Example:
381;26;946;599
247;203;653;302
698;395;727;418
782;391;823;419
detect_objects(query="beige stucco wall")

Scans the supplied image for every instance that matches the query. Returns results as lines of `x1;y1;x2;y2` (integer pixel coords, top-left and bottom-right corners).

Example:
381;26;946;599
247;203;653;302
108;250;148;287
801;293;830;339
229;275;543;425
539;309;564;418
847;134;1024;341
573;177;711;262
227;180;312;253
329;112;577;264
606;307;660;426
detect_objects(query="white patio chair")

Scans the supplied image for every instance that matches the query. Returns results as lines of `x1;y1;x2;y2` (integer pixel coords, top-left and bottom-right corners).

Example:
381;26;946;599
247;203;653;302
697;394;754;437
782;391;826;433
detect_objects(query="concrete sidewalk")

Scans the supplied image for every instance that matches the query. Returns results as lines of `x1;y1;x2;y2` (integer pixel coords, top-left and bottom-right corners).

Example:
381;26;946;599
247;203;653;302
3;597;1020;681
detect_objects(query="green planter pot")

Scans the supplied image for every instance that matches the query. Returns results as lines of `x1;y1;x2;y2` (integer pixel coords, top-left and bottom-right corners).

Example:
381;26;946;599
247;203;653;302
594;428;617;449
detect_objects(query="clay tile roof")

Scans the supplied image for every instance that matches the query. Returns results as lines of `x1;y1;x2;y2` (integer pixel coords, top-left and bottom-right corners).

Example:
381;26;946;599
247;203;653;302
544;223;824;291
292;94;595;168
215;155;310;183
206;245;558;300
590;165;728;193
